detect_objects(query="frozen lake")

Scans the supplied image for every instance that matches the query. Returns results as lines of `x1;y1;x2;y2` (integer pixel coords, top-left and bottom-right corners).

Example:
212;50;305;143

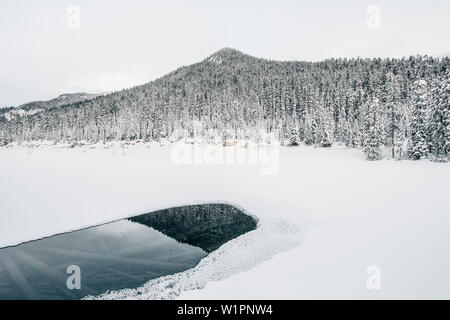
1;144;449;299
0;219;206;299
0;203;257;300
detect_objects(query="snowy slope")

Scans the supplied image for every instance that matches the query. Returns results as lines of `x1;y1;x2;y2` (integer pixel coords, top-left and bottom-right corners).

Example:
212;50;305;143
0;93;101;122
2;108;43;121
17;92;101;111
0;144;449;299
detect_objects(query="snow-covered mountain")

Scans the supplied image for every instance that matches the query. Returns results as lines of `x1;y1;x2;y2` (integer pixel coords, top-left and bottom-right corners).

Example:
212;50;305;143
18;93;101;111
0;92;101;121
0;48;448;160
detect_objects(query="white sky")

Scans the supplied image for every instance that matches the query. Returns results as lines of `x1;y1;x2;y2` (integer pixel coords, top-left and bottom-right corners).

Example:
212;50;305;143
0;0;449;106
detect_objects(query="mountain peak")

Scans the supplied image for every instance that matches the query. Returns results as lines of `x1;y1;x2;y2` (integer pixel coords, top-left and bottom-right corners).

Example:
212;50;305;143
214;47;243;55
206;48;247;65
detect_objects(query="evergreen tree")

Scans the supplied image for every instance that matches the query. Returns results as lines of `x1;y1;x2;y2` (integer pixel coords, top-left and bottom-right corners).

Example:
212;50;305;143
385;74;403;159
288;111;300;146
408;80;430;160
364;126;382;160
363;97;383;160
429;74;450;158
289;126;300;146
304;110;316;145
318;106;333;147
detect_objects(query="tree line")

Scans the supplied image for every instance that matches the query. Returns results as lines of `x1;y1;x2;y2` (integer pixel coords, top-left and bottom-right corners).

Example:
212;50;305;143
0;48;448;160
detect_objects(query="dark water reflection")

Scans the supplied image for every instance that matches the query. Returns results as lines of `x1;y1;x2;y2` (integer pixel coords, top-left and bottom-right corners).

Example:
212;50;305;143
0;204;257;300
0;220;206;300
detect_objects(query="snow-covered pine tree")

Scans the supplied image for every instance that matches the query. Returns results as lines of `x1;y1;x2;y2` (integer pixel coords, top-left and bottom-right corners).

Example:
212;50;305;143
289;126;300;146
364;126;382;161
318;109;333;148
288;110;300;146
443;76;450;157
363;97;383;160
408;80;430;160
429;74;450;158
385;74;403;159
303;108;316;145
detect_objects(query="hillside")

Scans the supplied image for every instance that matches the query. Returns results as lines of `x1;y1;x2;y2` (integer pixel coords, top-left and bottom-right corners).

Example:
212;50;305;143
18;92;101;111
0;92;100;121
0;48;449;160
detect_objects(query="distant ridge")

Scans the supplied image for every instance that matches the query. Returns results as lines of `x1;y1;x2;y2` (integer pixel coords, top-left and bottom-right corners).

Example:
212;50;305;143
0;92;101;121
18;92;101;111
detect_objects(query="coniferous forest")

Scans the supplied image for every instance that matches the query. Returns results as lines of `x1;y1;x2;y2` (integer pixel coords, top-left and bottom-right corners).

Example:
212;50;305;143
1;48;449;161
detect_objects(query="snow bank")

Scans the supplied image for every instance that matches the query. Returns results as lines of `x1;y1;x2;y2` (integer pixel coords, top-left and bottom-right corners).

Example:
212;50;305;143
85;217;303;300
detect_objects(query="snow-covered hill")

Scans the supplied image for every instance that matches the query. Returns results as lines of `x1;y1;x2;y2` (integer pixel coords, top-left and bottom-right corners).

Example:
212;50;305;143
1;49;448;162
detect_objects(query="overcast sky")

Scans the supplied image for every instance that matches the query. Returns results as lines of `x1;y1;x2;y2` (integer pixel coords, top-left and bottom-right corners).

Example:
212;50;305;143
1;0;449;107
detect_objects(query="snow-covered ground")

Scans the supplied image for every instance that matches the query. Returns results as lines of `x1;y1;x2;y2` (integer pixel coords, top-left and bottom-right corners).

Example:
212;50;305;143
1;143;449;299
